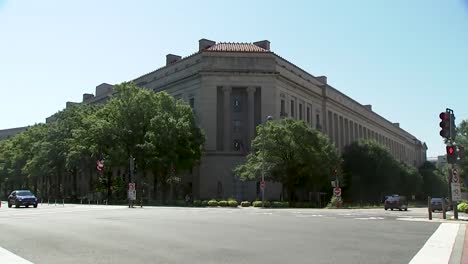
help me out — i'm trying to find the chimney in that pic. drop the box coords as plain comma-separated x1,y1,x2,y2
166,54,182,66
82,93,94,102
393,123,400,128
316,76,327,84
95,83,114,97
199,38,216,51
253,40,270,51
364,104,372,111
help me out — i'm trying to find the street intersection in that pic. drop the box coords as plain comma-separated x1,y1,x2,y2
0,202,465,264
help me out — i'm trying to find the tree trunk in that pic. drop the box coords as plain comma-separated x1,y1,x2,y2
107,170,112,201
72,167,77,199
153,172,158,200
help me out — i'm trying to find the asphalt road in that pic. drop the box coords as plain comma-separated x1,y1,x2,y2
0,203,440,264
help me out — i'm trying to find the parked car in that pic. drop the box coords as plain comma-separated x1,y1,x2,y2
8,190,38,208
384,195,408,211
430,197,451,212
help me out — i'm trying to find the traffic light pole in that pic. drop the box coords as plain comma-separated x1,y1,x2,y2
450,163,459,220
440,108,458,220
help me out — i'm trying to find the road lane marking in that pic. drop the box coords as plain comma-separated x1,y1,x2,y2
354,217,384,220
409,223,459,264
0,246,34,264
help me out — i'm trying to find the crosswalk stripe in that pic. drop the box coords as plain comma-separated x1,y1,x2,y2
409,223,459,264
0,246,34,264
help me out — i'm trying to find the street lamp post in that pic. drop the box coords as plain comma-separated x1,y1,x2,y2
262,115,274,207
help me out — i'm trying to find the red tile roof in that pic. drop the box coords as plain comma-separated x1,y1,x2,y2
206,42,269,52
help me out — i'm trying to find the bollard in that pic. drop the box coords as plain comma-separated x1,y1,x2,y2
48,199,50,206
428,196,432,220
106,200,108,206
55,199,57,206
88,200,90,205
80,199,82,204
97,200,99,205
62,199,64,207
442,197,446,220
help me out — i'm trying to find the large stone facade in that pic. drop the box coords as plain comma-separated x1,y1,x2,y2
1,38,427,201
79,38,427,201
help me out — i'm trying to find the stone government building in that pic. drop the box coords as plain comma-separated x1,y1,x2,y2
0,38,427,201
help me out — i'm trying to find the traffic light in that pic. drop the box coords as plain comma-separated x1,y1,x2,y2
447,145,457,164
439,112,450,139
450,113,456,141
439,111,457,140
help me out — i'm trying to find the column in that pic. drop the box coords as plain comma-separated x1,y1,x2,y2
247,87,256,148
223,87,232,151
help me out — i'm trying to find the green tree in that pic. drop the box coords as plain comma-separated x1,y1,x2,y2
342,140,423,203
235,118,339,202
456,120,468,182
419,161,447,197
142,92,204,202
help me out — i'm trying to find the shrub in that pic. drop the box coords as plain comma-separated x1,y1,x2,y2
201,200,208,207
193,200,202,207
218,200,228,207
208,199,219,207
241,201,251,207
326,196,342,208
228,200,238,207
252,200,271,207
458,202,468,213
272,201,289,208
253,201,263,207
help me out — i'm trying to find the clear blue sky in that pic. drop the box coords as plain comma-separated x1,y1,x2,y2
1,0,467,157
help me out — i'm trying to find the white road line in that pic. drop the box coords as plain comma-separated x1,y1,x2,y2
296,214,324,217
0,246,34,264
354,217,385,220
409,223,459,264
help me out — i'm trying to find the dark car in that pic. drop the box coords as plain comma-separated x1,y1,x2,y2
384,195,408,211
431,198,451,212
8,190,38,208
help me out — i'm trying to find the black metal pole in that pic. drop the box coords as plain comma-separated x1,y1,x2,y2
428,196,432,220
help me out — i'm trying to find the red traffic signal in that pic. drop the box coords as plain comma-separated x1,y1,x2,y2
447,145,458,164
439,111,450,139
447,146,454,155
439,112,448,120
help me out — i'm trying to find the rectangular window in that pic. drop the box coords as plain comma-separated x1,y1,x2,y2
233,97,241,112
290,100,295,118
306,107,310,124
232,120,241,133
299,104,303,120
316,114,320,129
281,99,286,117
189,98,195,109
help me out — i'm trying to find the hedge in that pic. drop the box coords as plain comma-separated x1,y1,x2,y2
241,201,251,207
208,199,219,207
218,200,228,207
228,200,238,207
253,201,271,207
193,200,202,207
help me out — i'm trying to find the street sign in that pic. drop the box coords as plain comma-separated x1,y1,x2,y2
331,181,336,188
260,181,265,189
128,183,136,200
452,168,459,183
333,187,342,197
451,182,461,201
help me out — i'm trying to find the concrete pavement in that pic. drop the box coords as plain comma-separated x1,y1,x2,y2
0,203,456,264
